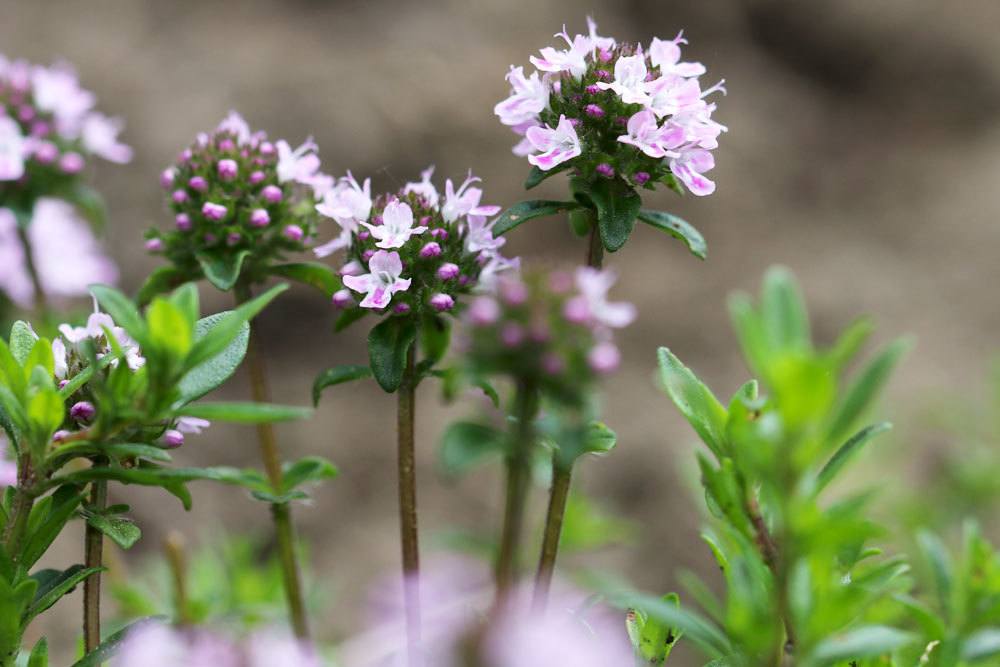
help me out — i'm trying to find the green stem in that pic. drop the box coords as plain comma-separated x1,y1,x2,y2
747,495,795,660
234,282,310,640
586,222,604,269
16,225,49,322
494,382,538,606
164,531,191,626
2,455,35,560
398,348,421,666
532,459,573,611
83,477,107,654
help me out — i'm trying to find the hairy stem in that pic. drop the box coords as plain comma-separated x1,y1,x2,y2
83,478,107,653
587,222,604,269
494,383,538,606
397,348,421,665
2,455,36,559
234,282,310,640
532,460,573,611
747,495,795,658
16,226,49,321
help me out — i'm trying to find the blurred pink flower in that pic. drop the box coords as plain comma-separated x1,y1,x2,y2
276,138,321,186
112,622,313,667
0,437,17,487
565,267,637,330
0,116,25,180
81,112,132,164
0,200,118,308
402,165,440,208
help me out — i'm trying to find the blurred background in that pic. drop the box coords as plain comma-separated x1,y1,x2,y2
4,0,1000,662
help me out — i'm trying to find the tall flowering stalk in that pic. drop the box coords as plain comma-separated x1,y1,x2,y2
452,267,634,608
492,18,721,267
145,112,339,640
312,167,517,660
0,55,127,314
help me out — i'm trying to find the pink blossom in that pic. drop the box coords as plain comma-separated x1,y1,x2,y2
494,66,550,127
430,293,455,312
464,215,505,254
81,113,133,164
530,28,591,79
670,147,717,196
202,202,227,221
588,341,621,374
59,152,84,173
668,99,728,149
596,53,650,105
0,438,16,488
477,254,520,292
617,109,684,158
649,31,707,77
0,116,25,180
437,262,460,281
402,165,439,208
585,16,616,53
441,172,501,223
30,62,95,136
276,138,321,185
361,200,427,249
282,224,304,241
568,267,636,329
176,417,210,435
314,172,372,257
645,75,703,119
525,115,581,171
217,158,238,180
244,631,320,667
343,250,411,309
468,296,501,326
215,111,252,145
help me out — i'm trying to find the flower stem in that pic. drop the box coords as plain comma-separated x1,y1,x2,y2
2,455,36,559
83,477,107,654
164,531,191,625
747,495,795,659
586,222,604,269
494,382,538,606
397,348,421,665
16,226,50,322
234,282,310,640
532,459,573,611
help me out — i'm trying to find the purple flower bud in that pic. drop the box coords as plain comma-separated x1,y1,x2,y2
172,189,189,204
52,430,71,443
339,260,364,277
70,401,96,422
568,118,581,128
358,230,371,241
552,80,562,94
283,225,304,241
393,302,412,315
262,185,283,203
17,105,34,122
249,170,266,185
501,323,525,347
145,238,164,252
163,429,185,449
419,242,442,259
633,171,651,186
430,293,455,312
596,163,615,178
588,341,621,374
437,262,460,281
419,216,432,226
188,175,208,192
615,116,628,126
203,233,218,244
362,249,375,262
584,104,605,119
458,275,471,287
58,379,69,390
250,208,270,227
202,202,227,221
585,84,602,95
331,289,354,308
430,228,449,240
468,296,500,326
217,159,238,181
59,152,84,174
34,142,58,164
227,232,242,246
30,120,50,137
160,168,176,188
599,48,614,63
175,213,192,231
563,296,590,324
259,141,275,156
179,148,193,162
542,353,564,375
218,138,235,152
596,69,611,81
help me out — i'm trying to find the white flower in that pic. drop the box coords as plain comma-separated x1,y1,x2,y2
81,113,132,164
0,116,25,181
30,62,95,136
477,254,520,293
215,110,252,145
342,250,411,309
596,54,649,105
361,200,427,250
464,215,505,254
176,417,211,435
568,267,636,329
402,165,440,208
276,138,320,184
530,28,592,79
441,172,500,223
494,66,550,128
525,115,582,171
648,32,706,78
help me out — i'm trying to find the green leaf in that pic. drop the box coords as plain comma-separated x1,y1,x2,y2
196,249,251,291
524,162,571,189
610,588,731,658
28,637,48,667
420,315,451,366
25,565,104,622
70,617,166,667
492,200,581,236
657,347,728,458
176,401,312,423
368,317,417,393
268,262,341,297
440,421,506,476
136,266,187,306
21,487,83,569
177,312,250,403
9,321,37,365
84,512,141,550
962,628,1000,661
583,420,617,455
312,365,372,406
917,531,953,618
826,338,912,446
168,283,200,325
90,285,145,341
627,593,683,665
636,209,708,259
816,422,892,492
282,456,338,493
146,298,193,358
809,625,914,664
827,317,874,372
56,466,262,510
590,178,641,252
761,266,811,353
24,338,55,381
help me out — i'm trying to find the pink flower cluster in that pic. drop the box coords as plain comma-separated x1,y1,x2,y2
0,436,16,488
112,623,320,667
0,200,118,307
462,267,635,404
149,112,332,279
316,167,518,316
0,55,131,185
495,18,726,195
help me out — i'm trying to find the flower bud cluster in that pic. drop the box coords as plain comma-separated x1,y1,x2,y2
318,167,518,321
0,55,131,192
495,18,725,195
147,112,330,283
461,267,635,405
